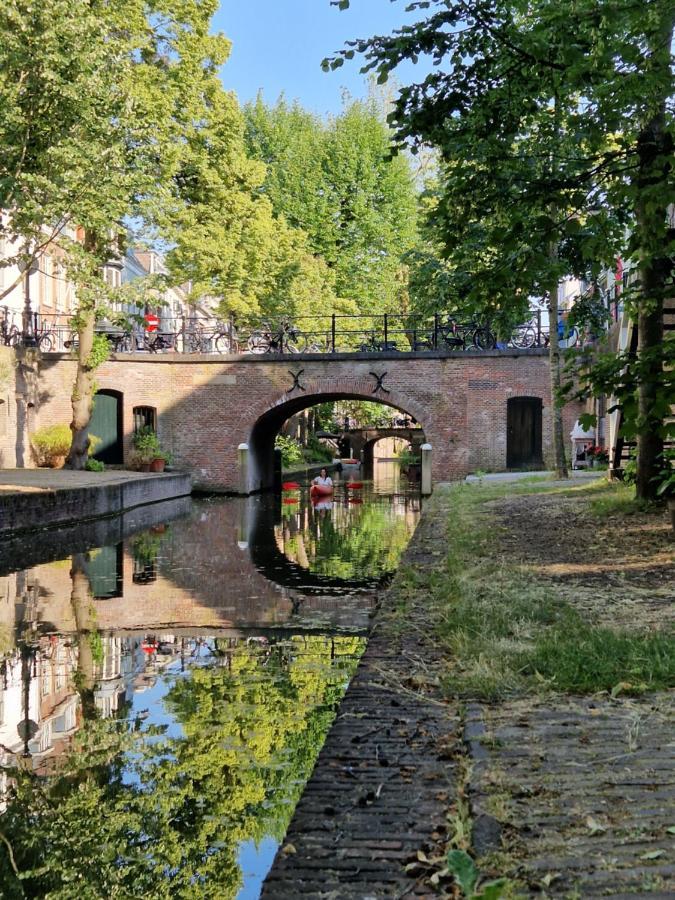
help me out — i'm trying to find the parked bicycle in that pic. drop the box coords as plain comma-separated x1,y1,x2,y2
183,320,239,354
359,333,400,353
510,322,538,349
136,330,177,353
438,318,496,350
247,319,318,354
1,307,21,347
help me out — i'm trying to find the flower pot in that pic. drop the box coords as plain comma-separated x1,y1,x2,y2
140,462,152,472
149,457,166,473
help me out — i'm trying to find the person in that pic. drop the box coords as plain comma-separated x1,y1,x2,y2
334,460,343,475
312,467,333,488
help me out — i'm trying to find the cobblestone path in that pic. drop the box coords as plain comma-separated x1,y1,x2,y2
466,696,675,897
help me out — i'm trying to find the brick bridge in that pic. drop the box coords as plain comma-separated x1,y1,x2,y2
35,348,579,492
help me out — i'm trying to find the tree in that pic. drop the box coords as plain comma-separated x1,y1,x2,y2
160,83,339,324
244,95,419,316
0,0,233,468
326,0,674,495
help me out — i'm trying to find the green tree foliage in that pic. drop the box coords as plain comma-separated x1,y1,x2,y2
327,0,674,497
0,636,363,898
244,96,419,315
0,1,339,464
160,82,339,322
0,0,235,467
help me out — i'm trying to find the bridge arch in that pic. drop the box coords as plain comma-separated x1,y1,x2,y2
248,377,430,492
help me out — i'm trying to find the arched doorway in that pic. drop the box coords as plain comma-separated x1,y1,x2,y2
89,390,123,464
507,397,543,469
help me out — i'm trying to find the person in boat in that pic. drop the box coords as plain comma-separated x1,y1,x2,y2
312,468,333,489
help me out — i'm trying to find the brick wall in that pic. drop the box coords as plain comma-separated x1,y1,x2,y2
34,351,583,491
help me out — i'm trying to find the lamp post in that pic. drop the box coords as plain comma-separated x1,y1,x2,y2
18,255,39,347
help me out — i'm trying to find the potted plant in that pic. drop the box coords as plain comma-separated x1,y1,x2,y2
149,450,172,473
132,426,170,473
132,426,160,471
31,424,101,468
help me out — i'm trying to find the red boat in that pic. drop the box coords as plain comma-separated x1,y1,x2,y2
310,483,334,498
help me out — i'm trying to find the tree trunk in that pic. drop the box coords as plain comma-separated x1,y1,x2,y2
633,11,673,501
547,271,569,480
65,309,96,469
70,552,97,721
546,91,568,481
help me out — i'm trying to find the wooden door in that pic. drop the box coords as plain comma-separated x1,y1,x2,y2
89,390,123,464
507,397,543,468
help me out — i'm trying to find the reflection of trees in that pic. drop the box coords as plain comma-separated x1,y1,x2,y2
279,500,418,581
0,635,363,898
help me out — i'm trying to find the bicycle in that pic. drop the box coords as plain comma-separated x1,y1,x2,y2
438,318,496,350
247,320,314,354
510,322,538,349
137,330,177,353
1,307,21,347
184,320,239,354
358,333,399,353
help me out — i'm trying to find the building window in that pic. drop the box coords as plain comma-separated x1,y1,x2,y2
133,406,157,433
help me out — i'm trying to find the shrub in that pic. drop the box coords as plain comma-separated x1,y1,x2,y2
275,434,304,468
31,424,102,466
85,458,105,472
31,424,72,464
132,426,161,461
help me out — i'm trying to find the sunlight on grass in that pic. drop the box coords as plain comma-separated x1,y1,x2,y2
422,481,674,700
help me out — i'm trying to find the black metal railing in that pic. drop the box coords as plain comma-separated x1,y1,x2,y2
2,308,583,356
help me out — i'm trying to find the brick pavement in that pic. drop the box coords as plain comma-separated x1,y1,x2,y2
262,503,460,899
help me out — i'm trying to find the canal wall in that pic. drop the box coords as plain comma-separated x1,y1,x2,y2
0,470,192,537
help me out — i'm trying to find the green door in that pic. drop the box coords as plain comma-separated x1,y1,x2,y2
89,390,123,463
84,543,123,599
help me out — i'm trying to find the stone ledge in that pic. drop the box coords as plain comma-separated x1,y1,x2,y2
0,470,192,536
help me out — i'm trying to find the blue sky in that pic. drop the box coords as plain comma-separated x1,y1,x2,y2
213,0,429,115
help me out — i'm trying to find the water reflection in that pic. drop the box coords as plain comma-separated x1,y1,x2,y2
0,463,420,897
0,633,362,898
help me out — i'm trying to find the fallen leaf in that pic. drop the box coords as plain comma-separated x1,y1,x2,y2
586,816,607,835
281,843,296,855
640,849,665,860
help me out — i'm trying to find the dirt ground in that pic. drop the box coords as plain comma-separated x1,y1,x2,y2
490,488,674,630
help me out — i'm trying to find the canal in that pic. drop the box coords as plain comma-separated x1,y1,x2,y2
0,463,420,898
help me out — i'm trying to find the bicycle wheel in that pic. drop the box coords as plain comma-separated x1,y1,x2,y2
511,325,536,349
440,332,465,350
215,332,237,354
559,326,579,349
37,333,54,352
473,327,496,350
247,331,270,354
7,327,21,348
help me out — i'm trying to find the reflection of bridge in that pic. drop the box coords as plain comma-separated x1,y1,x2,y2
3,493,380,638
31,349,580,492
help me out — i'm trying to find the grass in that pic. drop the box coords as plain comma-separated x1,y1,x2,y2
420,480,674,700
588,481,658,517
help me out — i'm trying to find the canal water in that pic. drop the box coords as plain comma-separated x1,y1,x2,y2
0,462,420,898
